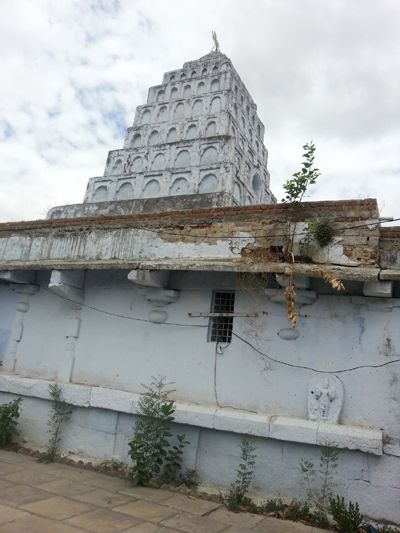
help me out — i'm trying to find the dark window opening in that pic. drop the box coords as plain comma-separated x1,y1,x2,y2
209,291,235,343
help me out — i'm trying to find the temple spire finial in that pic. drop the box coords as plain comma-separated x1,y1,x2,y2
211,31,220,52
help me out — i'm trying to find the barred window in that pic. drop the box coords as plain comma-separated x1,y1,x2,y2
209,291,235,343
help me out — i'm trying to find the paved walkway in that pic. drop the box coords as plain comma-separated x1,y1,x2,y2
0,449,317,532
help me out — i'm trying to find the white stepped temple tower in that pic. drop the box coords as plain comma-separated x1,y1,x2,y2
47,47,276,219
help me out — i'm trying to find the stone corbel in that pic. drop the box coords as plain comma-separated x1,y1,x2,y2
128,269,179,307
266,274,317,307
0,270,36,284
363,280,393,298
48,270,84,310
265,288,317,307
137,287,179,307
128,269,170,288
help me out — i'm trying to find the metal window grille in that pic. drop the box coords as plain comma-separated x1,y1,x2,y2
209,291,235,343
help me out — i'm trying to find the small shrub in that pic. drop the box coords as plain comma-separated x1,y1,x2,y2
162,433,190,484
329,496,363,532
224,436,257,511
179,468,199,489
38,384,73,464
284,499,312,521
300,443,339,519
314,218,335,248
0,398,23,447
260,498,285,514
128,376,190,486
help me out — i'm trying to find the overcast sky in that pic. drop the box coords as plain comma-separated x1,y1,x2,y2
0,0,399,222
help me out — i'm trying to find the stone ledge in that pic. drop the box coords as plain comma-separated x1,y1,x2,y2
0,373,382,455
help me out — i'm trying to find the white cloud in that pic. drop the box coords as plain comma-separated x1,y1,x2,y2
0,0,399,222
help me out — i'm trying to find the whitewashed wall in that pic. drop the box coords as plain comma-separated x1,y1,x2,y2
0,270,399,524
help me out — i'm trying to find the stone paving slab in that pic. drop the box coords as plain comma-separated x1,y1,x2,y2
0,514,88,533
0,468,60,486
0,463,24,475
159,493,222,515
0,485,50,507
113,499,178,522
65,508,143,532
0,504,29,526
0,450,326,533
123,523,179,532
34,477,97,497
0,451,35,464
70,487,136,508
159,511,228,533
20,495,94,520
119,486,175,502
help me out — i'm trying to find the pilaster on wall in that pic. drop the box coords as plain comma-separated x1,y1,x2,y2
2,284,39,372
48,270,85,383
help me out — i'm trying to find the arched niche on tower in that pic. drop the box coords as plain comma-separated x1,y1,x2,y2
197,82,205,95
200,146,218,165
252,173,261,198
157,90,165,102
142,179,160,198
211,79,220,91
233,103,238,119
185,124,197,140
173,103,184,120
170,177,189,196
191,100,203,117
183,85,191,98
201,68,207,76
141,109,151,124
116,182,134,200
170,87,178,99
174,150,190,168
199,174,218,193
151,153,166,171
156,106,168,122
149,130,159,145
130,134,141,148
112,158,123,175
240,117,245,131
210,97,221,113
92,185,108,202
131,156,143,172
167,128,177,142
205,121,217,137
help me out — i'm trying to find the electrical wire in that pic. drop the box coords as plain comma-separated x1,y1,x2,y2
15,277,400,375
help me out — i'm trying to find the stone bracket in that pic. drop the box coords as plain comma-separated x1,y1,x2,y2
49,270,85,309
265,288,317,307
128,269,170,288
0,270,36,284
138,287,179,307
363,280,393,298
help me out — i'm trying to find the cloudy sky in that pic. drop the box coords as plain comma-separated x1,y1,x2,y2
0,0,399,222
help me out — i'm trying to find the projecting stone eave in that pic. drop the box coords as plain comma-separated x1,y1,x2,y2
1,198,398,283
